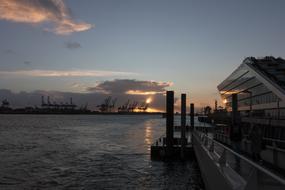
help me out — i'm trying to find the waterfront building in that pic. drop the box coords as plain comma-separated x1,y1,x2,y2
217,56,285,170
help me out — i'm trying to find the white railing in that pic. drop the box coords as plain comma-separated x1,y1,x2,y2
193,130,285,190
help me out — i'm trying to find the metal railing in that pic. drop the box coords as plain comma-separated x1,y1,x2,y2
152,134,165,147
193,130,285,190
263,137,285,149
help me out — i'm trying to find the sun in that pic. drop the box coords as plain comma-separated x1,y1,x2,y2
146,97,152,104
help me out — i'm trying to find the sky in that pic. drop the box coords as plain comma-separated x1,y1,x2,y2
0,0,285,111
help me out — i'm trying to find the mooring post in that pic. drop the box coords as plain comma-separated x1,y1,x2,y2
190,103,194,130
181,94,186,159
166,91,174,154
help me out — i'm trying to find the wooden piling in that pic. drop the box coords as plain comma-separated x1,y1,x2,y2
181,94,186,159
166,91,174,151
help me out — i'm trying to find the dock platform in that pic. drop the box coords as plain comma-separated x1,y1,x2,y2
151,129,194,160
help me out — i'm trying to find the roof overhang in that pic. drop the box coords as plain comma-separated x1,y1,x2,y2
217,58,285,102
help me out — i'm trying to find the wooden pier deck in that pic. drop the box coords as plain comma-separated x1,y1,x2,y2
150,131,194,160
150,126,212,160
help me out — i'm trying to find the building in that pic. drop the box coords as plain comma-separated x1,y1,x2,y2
217,56,285,170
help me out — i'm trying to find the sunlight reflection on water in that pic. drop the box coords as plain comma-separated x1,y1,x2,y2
144,120,153,150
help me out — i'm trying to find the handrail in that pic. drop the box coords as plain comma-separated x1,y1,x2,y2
193,130,285,185
151,134,165,146
263,137,285,144
216,134,285,144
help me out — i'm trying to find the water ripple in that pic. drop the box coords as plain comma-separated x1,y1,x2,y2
0,115,204,189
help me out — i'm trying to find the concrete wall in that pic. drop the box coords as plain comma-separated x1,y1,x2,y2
193,135,246,190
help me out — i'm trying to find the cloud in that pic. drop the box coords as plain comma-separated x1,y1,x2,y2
87,79,173,94
0,0,93,35
24,61,31,65
0,69,137,77
71,82,83,88
64,41,81,49
3,49,16,55
126,90,161,95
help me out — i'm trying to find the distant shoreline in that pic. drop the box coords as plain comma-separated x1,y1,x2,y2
0,111,164,115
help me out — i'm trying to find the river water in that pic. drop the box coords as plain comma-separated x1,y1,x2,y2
0,114,204,189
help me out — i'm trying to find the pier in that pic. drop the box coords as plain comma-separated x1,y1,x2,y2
151,90,285,190
151,91,195,160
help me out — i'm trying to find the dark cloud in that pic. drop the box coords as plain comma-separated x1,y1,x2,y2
3,49,16,55
64,42,81,50
24,61,31,65
87,79,172,95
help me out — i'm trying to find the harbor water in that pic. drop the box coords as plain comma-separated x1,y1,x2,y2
0,115,204,189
